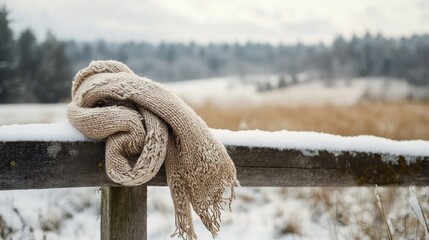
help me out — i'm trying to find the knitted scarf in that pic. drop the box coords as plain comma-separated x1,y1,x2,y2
67,60,238,239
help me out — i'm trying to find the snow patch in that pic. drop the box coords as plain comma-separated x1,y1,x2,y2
214,129,429,160
300,149,319,157
0,123,88,142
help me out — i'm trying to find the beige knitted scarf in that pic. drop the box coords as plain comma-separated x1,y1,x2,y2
67,60,238,239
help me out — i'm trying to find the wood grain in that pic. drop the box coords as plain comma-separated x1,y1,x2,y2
0,141,428,190
101,185,147,240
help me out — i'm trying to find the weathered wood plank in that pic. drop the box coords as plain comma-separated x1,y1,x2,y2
0,141,428,190
101,185,147,240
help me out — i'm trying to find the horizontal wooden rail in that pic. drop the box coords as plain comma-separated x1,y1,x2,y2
1,141,429,190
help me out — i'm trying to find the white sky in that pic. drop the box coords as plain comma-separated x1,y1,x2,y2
1,0,429,44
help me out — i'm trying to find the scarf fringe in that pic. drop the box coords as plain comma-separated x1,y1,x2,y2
171,176,236,240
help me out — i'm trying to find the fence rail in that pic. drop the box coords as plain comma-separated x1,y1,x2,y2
1,141,429,190
1,141,428,239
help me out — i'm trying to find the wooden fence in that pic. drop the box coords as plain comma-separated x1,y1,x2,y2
1,141,428,239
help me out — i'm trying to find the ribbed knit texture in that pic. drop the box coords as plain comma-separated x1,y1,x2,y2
67,60,238,240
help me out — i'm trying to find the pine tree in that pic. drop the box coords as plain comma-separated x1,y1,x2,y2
34,32,73,103
17,29,39,101
0,6,15,102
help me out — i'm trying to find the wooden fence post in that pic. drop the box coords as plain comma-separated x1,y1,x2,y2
101,185,147,240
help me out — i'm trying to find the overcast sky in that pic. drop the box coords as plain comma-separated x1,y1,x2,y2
1,0,429,44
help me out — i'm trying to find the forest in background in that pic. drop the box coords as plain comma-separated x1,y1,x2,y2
1,6,429,103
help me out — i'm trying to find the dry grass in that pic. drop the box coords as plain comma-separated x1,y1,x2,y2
193,101,429,140
191,100,429,239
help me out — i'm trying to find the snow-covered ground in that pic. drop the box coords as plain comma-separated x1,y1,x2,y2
167,76,428,107
2,186,429,239
0,77,425,126
0,188,100,240
1,76,429,239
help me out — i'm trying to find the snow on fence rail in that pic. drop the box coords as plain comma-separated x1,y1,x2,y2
1,123,429,239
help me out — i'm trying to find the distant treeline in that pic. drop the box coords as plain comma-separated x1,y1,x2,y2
1,6,429,103
66,33,429,86
0,7,72,103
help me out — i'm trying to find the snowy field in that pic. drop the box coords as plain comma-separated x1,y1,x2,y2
1,77,428,126
1,77,429,239
167,76,429,107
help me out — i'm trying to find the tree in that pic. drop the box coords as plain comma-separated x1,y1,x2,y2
116,45,128,63
34,32,73,103
17,29,39,101
96,40,109,59
0,6,15,102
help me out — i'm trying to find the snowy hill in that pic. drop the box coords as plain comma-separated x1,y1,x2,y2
167,76,427,107
1,76,426,126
